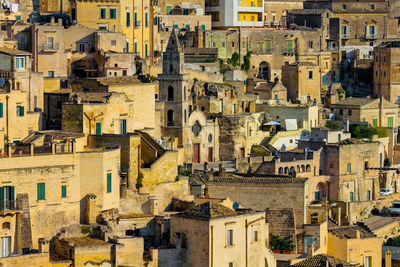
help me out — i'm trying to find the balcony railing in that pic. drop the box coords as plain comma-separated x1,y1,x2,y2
41,43,59,52
365,33,378,39
341,33,351,39
134,21,141,27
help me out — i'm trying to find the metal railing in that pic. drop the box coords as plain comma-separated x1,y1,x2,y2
41,43,59,51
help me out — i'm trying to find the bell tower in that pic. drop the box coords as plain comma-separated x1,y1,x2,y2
158,30,190,144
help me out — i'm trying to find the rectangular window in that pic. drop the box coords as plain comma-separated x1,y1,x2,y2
120,119,127,135
1,237,10,258
348,109,352,116
347,163,351,174
134,12,137,25
99,26,107,30
264,40,271,53
339,109,343,115
16,105,24,117
287,40,293,53
308,71,313,79
365,161,369,171
388,117,394,127
259,43,263,53
229,263,233,267
174,24,178,29
315,191,320,201
227,229,233,246
373,118,378,127
126,12,130,26
350,192,354,202
100,8,106,19
110,8,116,19
338,133,341,141
0,186,14,211
78,43,85,52
48,71,54,78
107,173,112,193
365,256,372,267
145,12,148,27
366,190,371,201
242,41,246,48
342,4,347,10
145,43,148,57
111,40,116,46
308,41,313,49
201,24,206,30
134,41,137,53
0,102,3,118
96,122,102,135
253,230,258,241
37,183,45,200
61,185,67,198
15,56,25,69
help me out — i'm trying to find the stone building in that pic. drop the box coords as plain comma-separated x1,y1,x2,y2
331,97,398,128
200,170,309,253
0,47,43,152
218,112,268,160
69,0,153,59
373,41,400,104
157,30,220,163
282,62,321,104
264,0,304,27
0,145,120,251
167,201,276,267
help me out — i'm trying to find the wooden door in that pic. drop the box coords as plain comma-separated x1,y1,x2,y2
193,143,200,163
208,147,213,162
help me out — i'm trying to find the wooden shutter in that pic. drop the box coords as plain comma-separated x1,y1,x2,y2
0,187,4,211
107,173,112,193
9,186,14,210
0,102,3,118
61,185,67,198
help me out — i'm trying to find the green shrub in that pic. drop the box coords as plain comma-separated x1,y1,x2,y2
350,125,377,140
270,234,295,251
326,120,341,130
81,225,92,234
376,127,388,138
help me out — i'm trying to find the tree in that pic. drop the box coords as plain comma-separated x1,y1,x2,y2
241,52,251,71
350,125,377,140
227,52,240,67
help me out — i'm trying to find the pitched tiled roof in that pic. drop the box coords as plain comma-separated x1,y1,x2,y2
210,173,307,184
332,97,398,108
174,202,238,220
290,254,352,267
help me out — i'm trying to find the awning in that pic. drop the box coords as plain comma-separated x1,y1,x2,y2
264,121,281,126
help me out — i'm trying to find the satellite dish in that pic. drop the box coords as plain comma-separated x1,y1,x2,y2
232,202,240,211
0,78,5,87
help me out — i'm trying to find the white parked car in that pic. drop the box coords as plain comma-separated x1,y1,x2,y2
380,188,393,196
391,201,400,216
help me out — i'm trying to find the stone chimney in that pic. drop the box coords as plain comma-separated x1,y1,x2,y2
307,244,313,258
385,249,392,267
38,239,49,253
86,194,97,224
343,118,350,132
355,229,361,239
218,162,225,178
149,197,158,216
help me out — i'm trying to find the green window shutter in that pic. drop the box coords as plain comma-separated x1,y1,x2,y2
145,43,148,57
99,26,107,30
126,12,130,27
259,43,263,53
287,40,293,53
145,12,148,27
166,5,172,15
134,42,137,53
347,163,351,174
183,9,189,15
0,187,4,211
315,191,320,201
21,106,24,117
134,12,137,24
388,117,394,128
96,122,102,135
174,24,178,29
350,192,354,202
9,186,14,210
242,42,246,48
61,185,67,198
107,173,112,193
373,118,378,127
126,42,129,53
110,9,116,19
266,40,272,52
0,102,3,118
186,24,190,30
201,24,205,30
100,8,106,19
37,183,45,200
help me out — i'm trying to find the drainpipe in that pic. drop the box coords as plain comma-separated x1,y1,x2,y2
5,95,9,141
210,225,214,267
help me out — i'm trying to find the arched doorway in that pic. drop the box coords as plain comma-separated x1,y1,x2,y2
315,182,328,201
258,61,271,81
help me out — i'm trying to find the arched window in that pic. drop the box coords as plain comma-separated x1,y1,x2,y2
167,110,174,126
284,167,288,174
301,165,305,172
278,167,283,174
168,86,174,101
306,164,311,172
2,222,10,229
